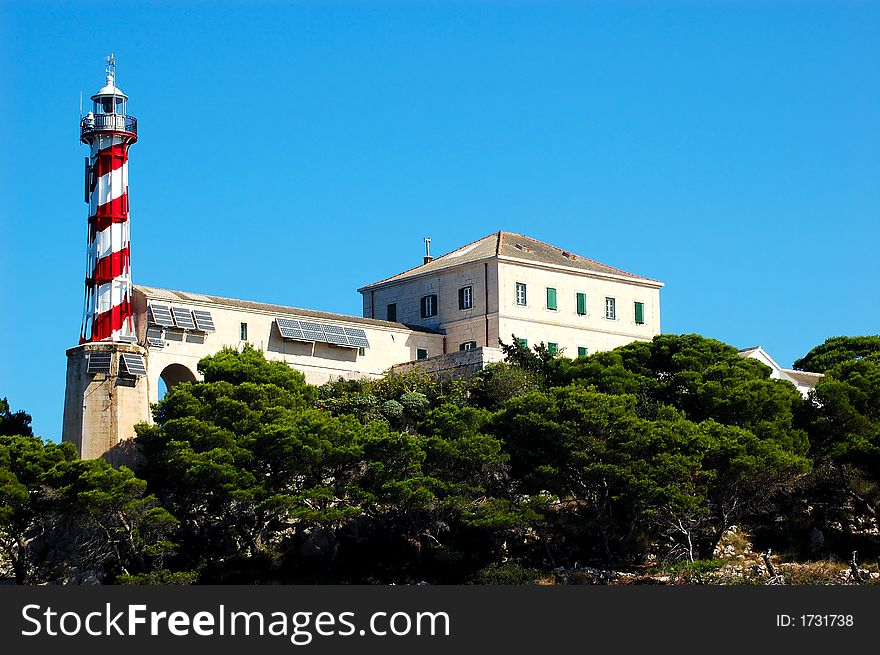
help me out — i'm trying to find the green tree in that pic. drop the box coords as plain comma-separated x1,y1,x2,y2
0,398,33,437
138,347,374,580
801,353,880,529
469,363,542,411
45,460,178,582
493,386,705,564
0,434,77,583
0,428,175,584
548,334,809,452
794,336,880,373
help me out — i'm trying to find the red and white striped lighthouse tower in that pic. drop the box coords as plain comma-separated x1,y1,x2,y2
79,55,138,343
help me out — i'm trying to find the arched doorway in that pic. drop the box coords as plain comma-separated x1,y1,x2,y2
158,363,198,400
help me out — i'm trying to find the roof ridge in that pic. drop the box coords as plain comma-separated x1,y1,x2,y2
502,231,659,282
133,284,436,331
361,232,501,288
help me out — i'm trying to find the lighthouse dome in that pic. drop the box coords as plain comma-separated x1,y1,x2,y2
91,74,128,101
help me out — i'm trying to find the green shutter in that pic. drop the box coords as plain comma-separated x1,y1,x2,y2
578,346,588,358
516,338,528,349
417,348,428,360
634,301,644,325
546,287,557,310
459,287,466,310
576,292,586,316
548,342,558,354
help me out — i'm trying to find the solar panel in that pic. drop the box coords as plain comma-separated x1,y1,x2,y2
322,324,351,346
148,304,176,327
147,337,165,348
344,327,370,348
276,317,305,340
146,326,163,339
87,352,112,374
171,307,196,330
118,335,139,344
192,309,216,332
299,321,326,342
120,353,147,376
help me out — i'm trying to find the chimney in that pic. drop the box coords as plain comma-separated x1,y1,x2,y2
423,236,433,264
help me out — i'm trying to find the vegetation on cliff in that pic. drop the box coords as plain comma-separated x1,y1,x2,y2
1,333,878,584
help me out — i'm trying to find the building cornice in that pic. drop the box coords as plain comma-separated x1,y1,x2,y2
495,255,665,289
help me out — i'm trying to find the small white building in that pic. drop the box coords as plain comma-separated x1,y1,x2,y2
738,346,823,398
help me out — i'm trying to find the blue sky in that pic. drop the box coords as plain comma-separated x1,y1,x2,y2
1,1,878,439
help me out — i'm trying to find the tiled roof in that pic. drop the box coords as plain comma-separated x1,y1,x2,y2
359,231,661,289
782,369,824,386
134,285,440,333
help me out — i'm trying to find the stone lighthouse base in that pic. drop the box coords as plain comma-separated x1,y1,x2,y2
61,342,151,468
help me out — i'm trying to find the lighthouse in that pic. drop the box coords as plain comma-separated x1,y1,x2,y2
80,55,138,343
62,56,150,466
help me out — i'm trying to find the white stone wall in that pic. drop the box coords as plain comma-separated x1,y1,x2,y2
495,260,660,355
390,346,506,379
362,258,661,356
136,292,445,403
62,343,151,466
364,261,498,351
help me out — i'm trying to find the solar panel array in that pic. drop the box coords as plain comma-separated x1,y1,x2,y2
148,304,175,327
149,303,215,333
147,337,165,349
120,353,147,376
118,335,139,344
87,352,112,374
275,317,370,349
192,309,216,332
171,306,197,330
344,327,370,348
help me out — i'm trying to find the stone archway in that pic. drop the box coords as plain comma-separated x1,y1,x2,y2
158,362,198,398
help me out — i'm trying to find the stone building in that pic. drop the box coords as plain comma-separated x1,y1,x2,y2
360,231,663,359
63,231,663,461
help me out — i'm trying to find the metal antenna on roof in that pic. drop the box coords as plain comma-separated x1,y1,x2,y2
423,237,433,264
105,53,116,82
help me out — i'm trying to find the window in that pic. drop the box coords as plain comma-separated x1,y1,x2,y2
240,322,248,341
420,294,437,318
634,301,645,325
515,282,527,306
386,303,397,322
548,342,558,354
578,346,589,358
605,297,616,320
576,292,587,316
516,337,528,349
417,348,428,360
459,285,473,310
358,347,366,356
546,287,557,311
459,341,477,351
